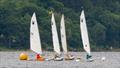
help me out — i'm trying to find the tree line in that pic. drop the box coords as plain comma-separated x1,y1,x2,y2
0,0,120,51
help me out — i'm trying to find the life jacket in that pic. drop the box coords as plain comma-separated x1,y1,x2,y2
36,54,44,61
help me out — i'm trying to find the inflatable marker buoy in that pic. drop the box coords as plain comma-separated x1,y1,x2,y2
101,57,106,61
19,53,28,60
75,59,80,62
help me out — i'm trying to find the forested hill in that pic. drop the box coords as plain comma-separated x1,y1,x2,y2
0,0,120,51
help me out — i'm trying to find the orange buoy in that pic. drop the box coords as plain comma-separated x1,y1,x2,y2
19,53,28,60
36,54,45,61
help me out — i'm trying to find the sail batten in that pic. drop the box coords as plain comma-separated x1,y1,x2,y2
30,13,42,54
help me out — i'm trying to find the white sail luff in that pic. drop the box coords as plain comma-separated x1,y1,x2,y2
51,13,61,55
30,13,42,54
60,14,68,54
80,10,91,55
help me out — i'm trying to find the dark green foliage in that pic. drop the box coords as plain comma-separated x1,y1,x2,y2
0,0,119,51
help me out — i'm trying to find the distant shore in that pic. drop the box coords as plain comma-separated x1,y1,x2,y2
0,46,120,52
0,49,120,52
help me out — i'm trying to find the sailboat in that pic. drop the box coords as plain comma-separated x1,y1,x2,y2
30,13,44,61
60,14,74,60
80,10,93,61
51,12,63,61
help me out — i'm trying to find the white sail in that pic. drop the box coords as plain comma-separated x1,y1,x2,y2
51,13,61,55
60,14,68,54
80,10,91,55
30,13,42,54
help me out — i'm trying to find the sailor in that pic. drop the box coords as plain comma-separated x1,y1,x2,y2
36,54,45,61
65,54,75,60
86,54,92,59
54,53,63,61
86,54,93,62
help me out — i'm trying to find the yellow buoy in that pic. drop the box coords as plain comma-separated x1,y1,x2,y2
19,53,28,60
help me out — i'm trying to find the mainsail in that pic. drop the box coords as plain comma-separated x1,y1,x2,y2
80,10,91,56
51,13,61,55
60,14,68,54
30,13,42,54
